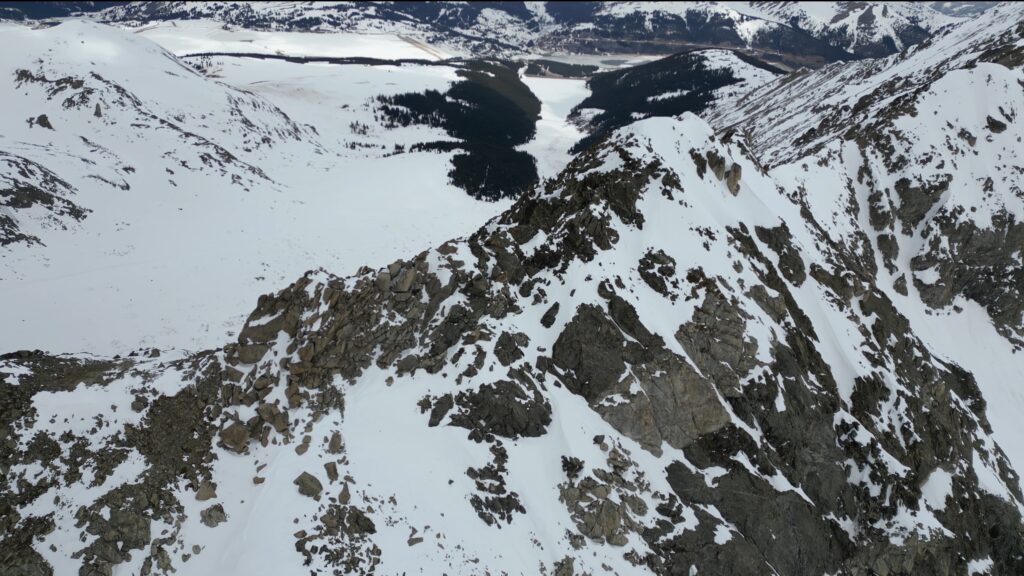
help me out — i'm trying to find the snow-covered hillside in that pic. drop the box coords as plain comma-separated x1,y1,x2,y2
710,0,1024,474
0,21,590,355
3,3,1024,575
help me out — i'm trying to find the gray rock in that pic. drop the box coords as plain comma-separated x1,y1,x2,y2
219,422,249,453
324,462,339,483
540,302,560,328
294,472,323,499
494,331,524,366
392,268,417,292
725,162,742,195
327,431,343,454
195,481,216,501
200,504,227,528
553,556,575,576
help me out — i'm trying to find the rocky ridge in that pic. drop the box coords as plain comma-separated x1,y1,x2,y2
3,104,1024,573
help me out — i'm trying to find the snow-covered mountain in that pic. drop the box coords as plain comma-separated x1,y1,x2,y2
3,3,1024,576
737,1,962,57
0,20,589,355
929,2,1001,18
568,47,783,150
1,2,994,64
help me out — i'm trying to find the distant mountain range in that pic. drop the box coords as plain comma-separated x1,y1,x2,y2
0,2,1001,66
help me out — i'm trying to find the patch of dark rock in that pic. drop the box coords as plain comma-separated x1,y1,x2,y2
32,114,53,129
867,189,893,231
219,422,249,453
467,444,525,526
755,224,806,286
1,152,89,246
877,233,899,271
986,115,1007,133
559,444,646,547
894,175,951,234
296,501,379,572
294,471,323,499
675,288,759,398
494,331,528,366
447,380,551,441
561,456,584,480
911,208,1024,344
551,304,631,402
200,504,227,527
893,274,908,295
638,249,678,299
601,289,663,348
540,302,560,328
423,393,454,427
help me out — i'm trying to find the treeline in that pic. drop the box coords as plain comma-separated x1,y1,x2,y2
377,60,541,200
571,51,750,152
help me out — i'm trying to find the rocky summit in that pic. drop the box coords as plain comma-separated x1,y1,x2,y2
2,2,1024,576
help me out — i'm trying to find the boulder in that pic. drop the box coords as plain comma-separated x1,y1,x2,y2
219,422,250,453
294,472,323,499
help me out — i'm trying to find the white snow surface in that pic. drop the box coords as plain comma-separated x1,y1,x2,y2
518,76,590,180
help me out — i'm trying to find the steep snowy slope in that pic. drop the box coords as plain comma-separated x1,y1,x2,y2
0,21,514,355
710,1,1024,472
